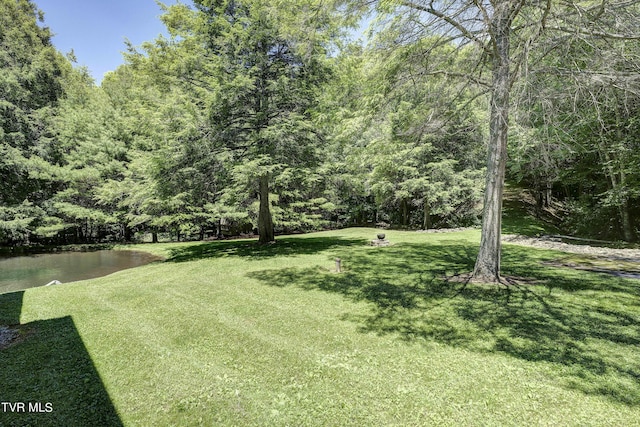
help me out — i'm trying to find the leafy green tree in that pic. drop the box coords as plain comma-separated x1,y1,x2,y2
511,34,640,241
368,30,486,228
0,200,46,244
348,0,640,282
314,44,378,226
52,69,132,242
0,0,72,244
191,0,333,243
319,31,485,230
111,14,236,242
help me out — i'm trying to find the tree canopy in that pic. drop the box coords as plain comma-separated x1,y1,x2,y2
2,0,640,282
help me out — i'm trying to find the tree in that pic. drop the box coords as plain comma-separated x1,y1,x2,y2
0,0,72,244
354,0,640,282
317,36,486,230
102,61,232,242
314,43,379,227
191,0,333,243
52,69,133,242
511,32,640,241
362,30,486,229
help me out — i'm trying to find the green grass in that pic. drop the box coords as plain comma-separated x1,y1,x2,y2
1,228,639,426
501,191,561,236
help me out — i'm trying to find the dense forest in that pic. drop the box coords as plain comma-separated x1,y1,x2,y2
2,0,639,252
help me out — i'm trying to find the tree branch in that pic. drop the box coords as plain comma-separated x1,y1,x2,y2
399,0,491,53
546,26,640,41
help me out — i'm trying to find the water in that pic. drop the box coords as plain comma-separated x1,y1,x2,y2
0,250,162,294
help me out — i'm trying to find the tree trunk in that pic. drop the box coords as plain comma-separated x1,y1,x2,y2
152,231,158,244
423,199,431,230
601,135,635,242
216,219,223,239
544,182,552,208
258,174,275,244
614,105,636,242
620,200,635,242
402,199,409,227
472,5,512,283
619,170,635,242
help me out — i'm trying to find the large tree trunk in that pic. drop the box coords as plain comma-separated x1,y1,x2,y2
258,174,275,244
472,4,512,283
620,200,635,242
216,219,223,239
544,182,552,208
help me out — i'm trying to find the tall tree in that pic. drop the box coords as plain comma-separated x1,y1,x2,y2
192,0,333,243
102,61,231,242
511,33,640,242
325,35,486,229
0,0,71,244
52,67,135,243
353,0,640,282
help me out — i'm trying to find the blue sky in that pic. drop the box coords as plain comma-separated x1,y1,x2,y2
35,0,179,84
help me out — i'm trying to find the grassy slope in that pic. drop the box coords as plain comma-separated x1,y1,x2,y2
1,228,639,426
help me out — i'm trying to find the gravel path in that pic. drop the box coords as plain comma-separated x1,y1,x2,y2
417,227,476,233
416,228,640,262
502,234,640,262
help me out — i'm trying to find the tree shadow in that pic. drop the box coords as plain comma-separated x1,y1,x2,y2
0,291,123,427
0,291,24,325
166,236,369,262
250,242,640,406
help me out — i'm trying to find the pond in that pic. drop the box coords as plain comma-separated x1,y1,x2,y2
0,250,162,295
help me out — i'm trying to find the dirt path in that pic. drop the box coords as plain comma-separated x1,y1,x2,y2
502,234,640,262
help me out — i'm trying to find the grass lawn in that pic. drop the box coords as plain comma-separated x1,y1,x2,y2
1,228,639,426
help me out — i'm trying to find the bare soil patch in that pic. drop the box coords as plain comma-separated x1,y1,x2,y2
0,325,33,350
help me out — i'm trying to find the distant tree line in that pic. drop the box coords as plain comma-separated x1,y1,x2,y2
1,0,639,253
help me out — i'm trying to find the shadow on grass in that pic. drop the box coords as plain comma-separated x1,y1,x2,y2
250,241,640,406
0,292,123,427
166,236,368,262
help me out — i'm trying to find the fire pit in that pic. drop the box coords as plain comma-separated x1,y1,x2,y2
370,233,390,247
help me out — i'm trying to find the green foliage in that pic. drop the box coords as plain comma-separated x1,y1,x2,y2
48,71,134,242
0,199,45,244
319,29,486,228
509,33,640,241
187,0,335,238
3,0,639,247
0,0,73,245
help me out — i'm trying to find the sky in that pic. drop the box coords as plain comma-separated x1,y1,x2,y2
35,0,180,84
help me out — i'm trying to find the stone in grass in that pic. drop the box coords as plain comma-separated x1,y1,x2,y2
370,233,391,247
0,326,18,349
